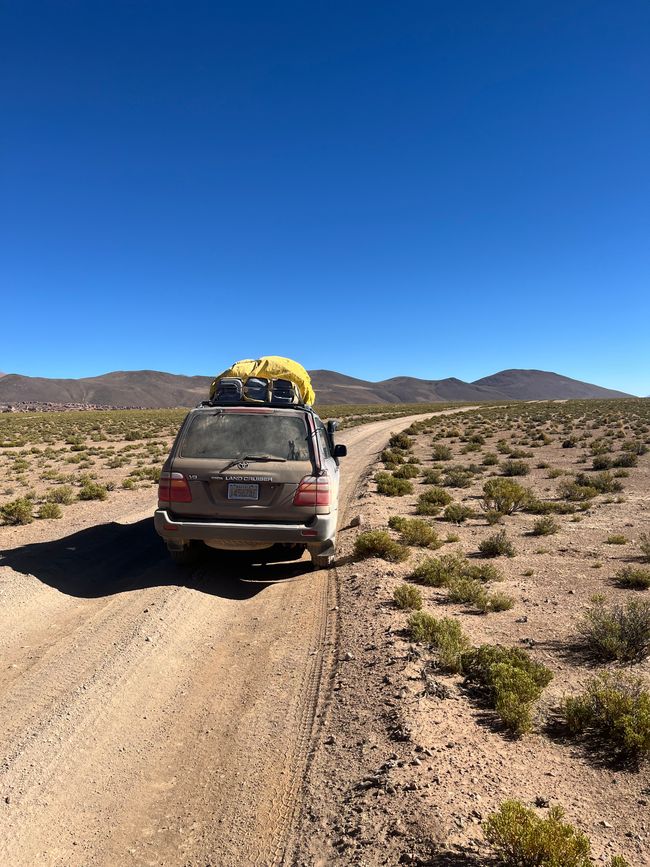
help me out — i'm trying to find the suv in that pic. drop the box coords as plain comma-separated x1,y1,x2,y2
154,402,346,568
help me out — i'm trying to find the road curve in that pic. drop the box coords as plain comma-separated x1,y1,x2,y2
0,407,476,867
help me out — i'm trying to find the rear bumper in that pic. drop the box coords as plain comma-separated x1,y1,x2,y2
154,509,336,549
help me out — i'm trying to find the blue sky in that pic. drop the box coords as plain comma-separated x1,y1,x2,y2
2,1,649,394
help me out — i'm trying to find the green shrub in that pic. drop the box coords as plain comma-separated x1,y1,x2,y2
443,503,475,524
122,477,137,490
578,597,650,661
606,534,627,545
392,463,419,479
410,552,465,586
482,478,530,514
479,530,516,558
613,452,637,468
375,472,413,496
466,561,503,582
388,516,441,548
442,466,473,488
547,467,564,479
561,671,650,760
592,455,612,470
0,497,33,525
611,565,648,589
462,644,553,735
447,577,489,609
640,532,650,562
487,591,515,612
558,480,598,502
432,444,452,461
576,471,623,494
381,448,405,467
354,530,410,563
46,484,76,504
38,502,62,519
393,583,423,610
420,468,442,485
482,452,499,466
531,516,560,536
485,509,504,525
415,486,452,515
407,612,469,672
501,459,530,476
78,481,108,501
483,801,594,867
388,432,412,450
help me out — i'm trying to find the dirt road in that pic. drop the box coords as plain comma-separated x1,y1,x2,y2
0,408,475,867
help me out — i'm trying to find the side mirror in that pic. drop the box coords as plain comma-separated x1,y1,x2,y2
333,444,347,458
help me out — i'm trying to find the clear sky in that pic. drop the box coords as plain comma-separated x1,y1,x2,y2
2,1,649,394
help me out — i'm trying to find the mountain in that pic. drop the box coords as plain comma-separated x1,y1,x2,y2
0,368,634,408
472,369,630,401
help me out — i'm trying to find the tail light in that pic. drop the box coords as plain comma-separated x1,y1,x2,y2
293,475,330,507
158,472,192,503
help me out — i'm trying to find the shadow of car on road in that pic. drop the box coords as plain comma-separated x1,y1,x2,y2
0,517,313,601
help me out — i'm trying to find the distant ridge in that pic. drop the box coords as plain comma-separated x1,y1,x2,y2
0,368,634,408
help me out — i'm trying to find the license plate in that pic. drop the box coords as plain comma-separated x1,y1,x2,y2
228,483,259,501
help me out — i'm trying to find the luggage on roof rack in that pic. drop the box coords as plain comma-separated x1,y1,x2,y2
209,356,315,406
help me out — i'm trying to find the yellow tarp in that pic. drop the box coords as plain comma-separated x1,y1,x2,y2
210,356,315,405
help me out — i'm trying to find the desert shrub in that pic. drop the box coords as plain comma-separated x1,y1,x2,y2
447,577,489,609
501,459,530,477
606,534,627,545
482,478,530,514
485,509,504,525
375,472,413,496
122,477,137,489
392,463,419,479
531,516,560,536
38,502,62,519
432,444,452,461
613,452,637,468
78,481,108,501
393,583,423,610
487,591,515,612
558,480,598,502
592,455,612,470
407,612,469,672
388,516,441,548
524,498,575,515
578,597,650,661
561,671,650,760
354,531,410,563
562,438,577,448
482,452,499,466
483,801,595,867
640,532,650,561
420,468,442,485
381,448,405,467
462,644,553,735
547,467,564,479
576,471,622,494
466,561,503,582
409,552,467,586
0,497,33,525
443,503,475,524
479,530,516,558
614,567,650,590
442,466,473,488
622,439,647,456
416,487,452,515
46,485,75,505
389,432,412,450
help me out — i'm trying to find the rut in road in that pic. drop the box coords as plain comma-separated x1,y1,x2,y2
0,408,476,867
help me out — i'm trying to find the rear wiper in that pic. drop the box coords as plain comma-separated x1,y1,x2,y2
217,454,287,473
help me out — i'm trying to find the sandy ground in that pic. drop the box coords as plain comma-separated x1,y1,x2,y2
0,409,474,867
295,405,650,866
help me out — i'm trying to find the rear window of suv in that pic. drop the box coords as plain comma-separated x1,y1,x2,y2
180,412,312,461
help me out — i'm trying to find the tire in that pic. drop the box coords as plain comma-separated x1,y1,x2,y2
168,543,198,566
311,551,335,570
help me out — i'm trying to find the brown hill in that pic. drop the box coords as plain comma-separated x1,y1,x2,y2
0,368,633,408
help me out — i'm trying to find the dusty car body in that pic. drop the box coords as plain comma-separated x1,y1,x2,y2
154,403,346,568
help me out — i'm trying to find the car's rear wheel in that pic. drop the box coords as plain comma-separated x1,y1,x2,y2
168,543,199,566
310,550,335,570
